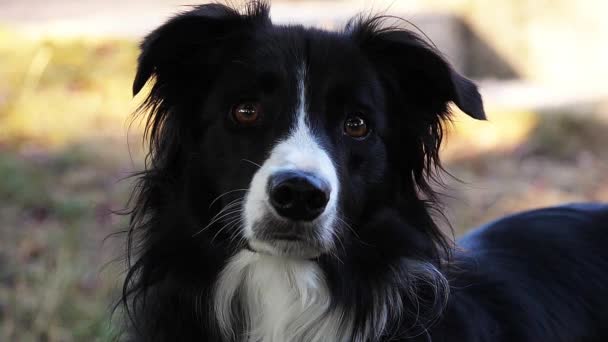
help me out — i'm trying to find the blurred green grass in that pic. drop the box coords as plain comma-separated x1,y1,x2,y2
0,146,130,341
0,27,607,341
0,29,142,341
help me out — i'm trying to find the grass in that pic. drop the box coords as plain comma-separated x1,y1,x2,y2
441,110,608,233
0,29,142,341
0,27,606,341
0,145,130,341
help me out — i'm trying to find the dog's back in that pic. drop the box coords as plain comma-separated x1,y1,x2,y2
431,204,608,341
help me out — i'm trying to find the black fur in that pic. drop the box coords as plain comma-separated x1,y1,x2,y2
119,2,608,341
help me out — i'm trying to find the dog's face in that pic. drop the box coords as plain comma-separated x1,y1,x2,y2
200,33,391,259
133,3,484,260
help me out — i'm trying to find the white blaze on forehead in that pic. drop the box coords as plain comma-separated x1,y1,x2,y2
243,66,339,240
216,67,347,342
270,68,337,181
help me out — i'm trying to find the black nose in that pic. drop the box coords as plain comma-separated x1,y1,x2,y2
267,170,331,221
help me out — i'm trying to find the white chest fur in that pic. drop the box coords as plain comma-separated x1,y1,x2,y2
213,251,349,342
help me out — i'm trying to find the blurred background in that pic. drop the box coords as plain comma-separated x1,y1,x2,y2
1,0,607,340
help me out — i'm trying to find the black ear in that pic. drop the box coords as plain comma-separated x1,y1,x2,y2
132,2,271,96
350,17,486,120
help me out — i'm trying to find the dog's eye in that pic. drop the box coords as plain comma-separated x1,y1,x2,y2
231,102,262,125
344,115,370,139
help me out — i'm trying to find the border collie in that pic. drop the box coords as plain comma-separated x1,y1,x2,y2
120,2,608,341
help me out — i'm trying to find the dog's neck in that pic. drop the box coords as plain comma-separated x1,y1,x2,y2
212,250,448,341
212,250,349,342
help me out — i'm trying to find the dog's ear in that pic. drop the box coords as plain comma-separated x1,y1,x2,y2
132,2,271,96
349,17,485,120
349,17,485,208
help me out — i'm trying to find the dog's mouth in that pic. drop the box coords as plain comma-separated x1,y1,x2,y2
246,219,329,259
266,232,303,241
246,238,324,259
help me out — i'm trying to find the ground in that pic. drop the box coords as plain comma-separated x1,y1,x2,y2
0,29,607,341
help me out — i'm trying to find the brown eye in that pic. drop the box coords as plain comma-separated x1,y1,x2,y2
344,115,369,138
231,102,261,125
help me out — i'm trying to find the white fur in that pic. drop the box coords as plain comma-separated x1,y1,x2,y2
213,251,350,342
211,252,447,341
242,66,339,253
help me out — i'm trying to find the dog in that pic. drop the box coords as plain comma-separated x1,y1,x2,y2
120,2,608,341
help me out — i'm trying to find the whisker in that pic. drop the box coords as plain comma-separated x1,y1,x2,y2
241,158,262,169
221,218,242,243
337,216,372,247
236,236,249,250
192,210,240,237
208,189,248,209
209,197,244,215
336,216,358,237
227,219,245,244
192,201,243,237
327,228,346,264
211,211,244,244
215,198,244,214
223,215,243,233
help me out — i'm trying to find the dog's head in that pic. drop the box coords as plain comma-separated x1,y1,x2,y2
131,2,484,262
